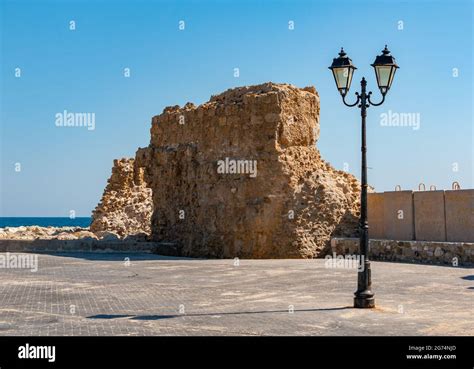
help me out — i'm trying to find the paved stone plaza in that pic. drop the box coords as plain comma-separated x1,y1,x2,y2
0,252,472,336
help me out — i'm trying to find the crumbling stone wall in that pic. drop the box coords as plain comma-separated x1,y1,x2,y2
330,238,474,266
90,158,153,238
134,83,361,258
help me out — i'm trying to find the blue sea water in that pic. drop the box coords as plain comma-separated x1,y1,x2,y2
0,217,92,228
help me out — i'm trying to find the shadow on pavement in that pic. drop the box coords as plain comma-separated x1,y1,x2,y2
87,307,353,321
461,275,474,290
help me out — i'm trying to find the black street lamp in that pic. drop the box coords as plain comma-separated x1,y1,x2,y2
329,45,399,309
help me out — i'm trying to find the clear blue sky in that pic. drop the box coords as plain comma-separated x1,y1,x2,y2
1,0,472,216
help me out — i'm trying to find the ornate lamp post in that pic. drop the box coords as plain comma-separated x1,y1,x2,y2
329,46,399,308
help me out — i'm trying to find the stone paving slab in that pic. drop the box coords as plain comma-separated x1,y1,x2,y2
0,253,472,336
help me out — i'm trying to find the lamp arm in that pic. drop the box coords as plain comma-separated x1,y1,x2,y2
342,92,361,107
367,91,385,106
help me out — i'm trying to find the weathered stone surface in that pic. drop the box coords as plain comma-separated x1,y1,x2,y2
0,226,97,240
90,158,153,238
135,83,361,258
330,237,474,266
94,231,120,241
0,239,165,253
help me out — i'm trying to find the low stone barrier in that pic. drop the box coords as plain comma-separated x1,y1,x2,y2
0,239,178,256
330,237,474,266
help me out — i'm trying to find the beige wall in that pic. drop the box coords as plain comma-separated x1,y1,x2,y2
414,191,446,241
383,191,415,241
445,190,474,242
367,193,384,239
368,189,473,242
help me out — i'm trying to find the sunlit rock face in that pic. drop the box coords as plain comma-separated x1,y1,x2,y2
91,158,152,238
131,82,361,258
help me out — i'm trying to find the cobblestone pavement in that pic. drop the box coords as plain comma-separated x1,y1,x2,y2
0,253,472,336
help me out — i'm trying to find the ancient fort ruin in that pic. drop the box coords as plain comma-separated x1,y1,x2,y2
91,83,362,258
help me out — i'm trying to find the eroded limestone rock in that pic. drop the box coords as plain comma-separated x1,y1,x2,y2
0,226,97,240
133,82,361,258
90,158,153,238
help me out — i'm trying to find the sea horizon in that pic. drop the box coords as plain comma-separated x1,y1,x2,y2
0,217,92,228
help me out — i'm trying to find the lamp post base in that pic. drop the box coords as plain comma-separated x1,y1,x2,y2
354,296,375,309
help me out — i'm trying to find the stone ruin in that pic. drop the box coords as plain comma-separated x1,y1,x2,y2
91,82,362,258
90,158,152,238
